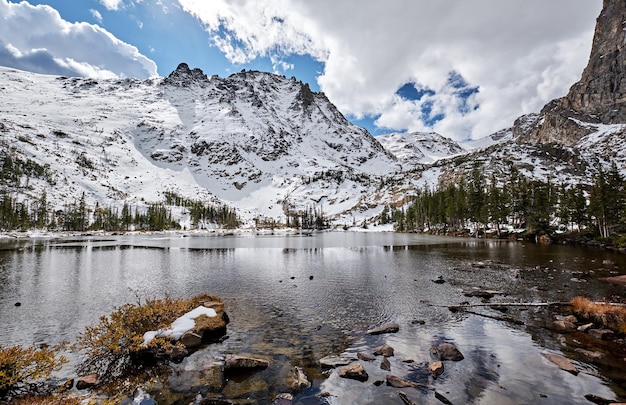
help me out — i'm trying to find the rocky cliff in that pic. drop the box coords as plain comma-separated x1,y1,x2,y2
521,0,626,145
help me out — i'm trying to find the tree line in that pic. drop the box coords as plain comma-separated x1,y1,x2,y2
0,191,239,232
391,163,626,242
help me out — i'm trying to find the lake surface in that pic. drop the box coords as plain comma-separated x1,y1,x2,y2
0,232,625,404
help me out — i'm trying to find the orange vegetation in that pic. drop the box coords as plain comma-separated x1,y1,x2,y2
571,296,626,333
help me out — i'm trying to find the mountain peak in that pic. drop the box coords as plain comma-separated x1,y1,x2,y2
520,0,626,145
163,62,209,86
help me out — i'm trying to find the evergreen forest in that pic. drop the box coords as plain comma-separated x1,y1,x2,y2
389,163,626,245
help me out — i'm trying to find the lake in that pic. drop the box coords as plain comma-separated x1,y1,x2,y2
0,232,625,404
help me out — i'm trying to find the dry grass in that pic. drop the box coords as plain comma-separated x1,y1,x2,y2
571,296,626,333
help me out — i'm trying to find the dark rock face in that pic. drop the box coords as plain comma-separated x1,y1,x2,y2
564,0,626,120
520,0,626,145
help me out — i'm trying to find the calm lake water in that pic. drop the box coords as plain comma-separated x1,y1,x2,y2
0,232,625,404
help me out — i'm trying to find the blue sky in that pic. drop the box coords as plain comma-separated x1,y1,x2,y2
0,0,602,141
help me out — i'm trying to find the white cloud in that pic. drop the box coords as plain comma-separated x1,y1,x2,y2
0,0,157,79
177,0,601,140
100,0,124,11
90,9,103,23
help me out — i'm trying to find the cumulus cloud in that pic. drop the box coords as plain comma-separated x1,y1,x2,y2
177,0,601,140
0,0,157,79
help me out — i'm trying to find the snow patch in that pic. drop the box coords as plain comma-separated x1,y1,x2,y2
142,305,217,345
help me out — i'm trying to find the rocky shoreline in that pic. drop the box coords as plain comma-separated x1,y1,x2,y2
50,296,624,405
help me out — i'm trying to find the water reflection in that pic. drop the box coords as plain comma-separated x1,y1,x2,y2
0,233,624,403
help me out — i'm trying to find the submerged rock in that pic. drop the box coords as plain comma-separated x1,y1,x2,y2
463,289,504,299
380,357,391,371
437,343,464,361
319,355,355,368
357,352,376,362
367,322,400,335
287,366,310,391
224,354,270,370
574,348,605,360
543,353,578,375
386,374,421,388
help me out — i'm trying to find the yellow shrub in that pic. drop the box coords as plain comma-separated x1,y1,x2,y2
76,294,223,381
0,344,67,396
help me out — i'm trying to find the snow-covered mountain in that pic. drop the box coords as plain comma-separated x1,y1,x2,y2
376,131,465,165
0,63,409,225
2,0,626,229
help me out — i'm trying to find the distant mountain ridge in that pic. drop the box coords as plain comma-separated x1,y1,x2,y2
376,132,465,165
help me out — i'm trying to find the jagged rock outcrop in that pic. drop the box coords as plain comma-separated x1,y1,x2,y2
521,0,626,145
162,62,210,87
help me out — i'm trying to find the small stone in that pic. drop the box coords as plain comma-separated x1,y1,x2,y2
14,302,21,307
553,320,577,332
555,314,578,323
588,329,615,340
76,373,99,390
273,393,293,405
374,345,395,357
367,323,400,335
337,362,368,382
574,348,605,360
428,361,444,378
380,357,391,371
357,352,376,362
411,320,426,325
373,379,385,386
309,276,314,280
431,276,446,284
386,375,420,388
437,343,464,361
224,354,270,370
577,323,594,332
